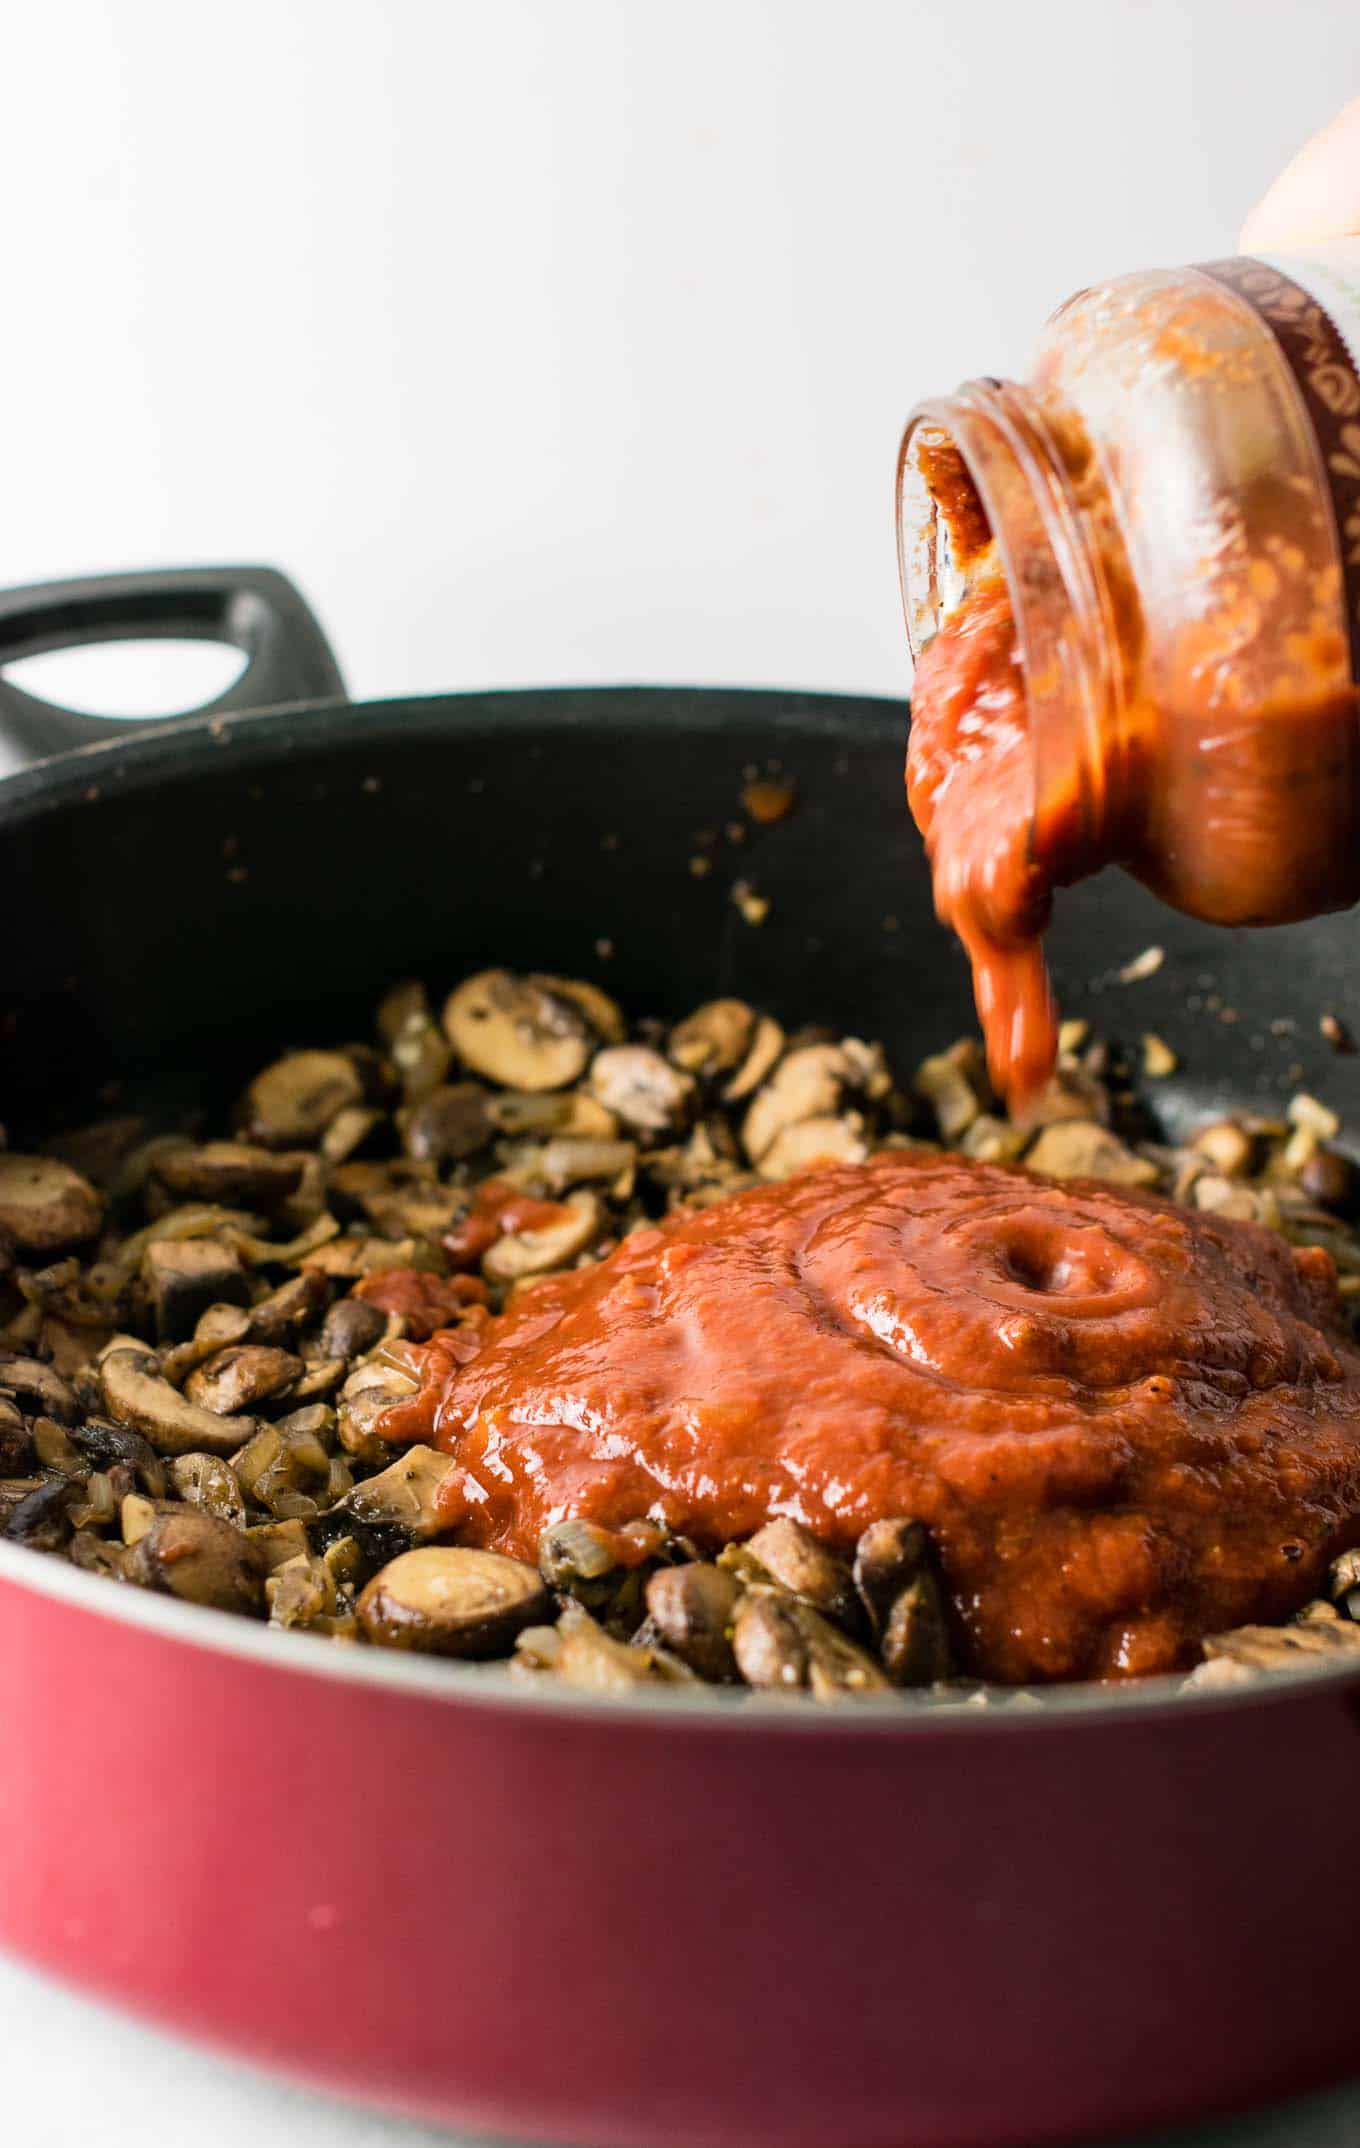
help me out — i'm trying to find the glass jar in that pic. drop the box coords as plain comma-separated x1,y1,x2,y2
896,251,1360,931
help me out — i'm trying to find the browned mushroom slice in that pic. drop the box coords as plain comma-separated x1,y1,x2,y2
319,1106,386,1164
239,1051,364,1148
168,1452,248,1529
336,1444,457,1541
756,1116,869,1180
588,1047,698,1137
357,1546,550,1657
100,1344,257,1457
124,1506,266,1616
0,1154,103,1253
550,1603,693,1690
267,1551,353,1632
247,1268,332,1345
722,1015,785,1104
1025,1121,1159,1187
153,1143,305,1208
914,1041,988,1140
184,1345,303,1416
488,1091,619,1139
4,1475,78,1550
1202,1620,1360,1670
319,1294,388,1362
880,1569,953,1685
644,1562,741,1680
744,1519,859,1626
668,1000,757,1079
497,1136,638,1196
337,1355,421,1462
399,1082,494,1165
247,1516,311,1573
732,1592,890,1699
482,1190,602,1284
744,1039,890,1166
0,1397,32,1475
1191,1120,1257,1178
68,1418,167,1498
1009,1065,1110,1132
142,1237,251,1342
43,1114,148,1190
528,974,627,1045
443,971,591,1091
0,1354,78,1424
232,1419,332,1517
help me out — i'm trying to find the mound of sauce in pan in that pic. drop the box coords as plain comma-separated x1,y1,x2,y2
380,1151,1360,1682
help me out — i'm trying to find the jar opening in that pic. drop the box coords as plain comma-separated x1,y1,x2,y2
897,381,1126,876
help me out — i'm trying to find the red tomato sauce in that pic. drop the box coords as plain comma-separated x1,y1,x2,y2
380,1151,1360,1682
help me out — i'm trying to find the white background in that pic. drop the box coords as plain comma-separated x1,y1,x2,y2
5,3,1360,2143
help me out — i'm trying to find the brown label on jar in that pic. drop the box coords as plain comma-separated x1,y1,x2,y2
1199,248,1360,681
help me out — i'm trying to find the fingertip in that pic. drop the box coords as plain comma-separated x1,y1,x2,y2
1241,96,1360,251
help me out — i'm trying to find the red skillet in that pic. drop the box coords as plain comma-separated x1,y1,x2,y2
1,566,1359,2147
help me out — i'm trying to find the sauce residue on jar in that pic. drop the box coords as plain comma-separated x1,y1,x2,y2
906,560,1064,1105
907,545,1360,1105
379,1150,1360,1682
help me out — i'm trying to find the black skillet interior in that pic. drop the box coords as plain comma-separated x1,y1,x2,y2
1,564,1359,1146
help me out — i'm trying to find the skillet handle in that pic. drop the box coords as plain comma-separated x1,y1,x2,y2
0,565,347,765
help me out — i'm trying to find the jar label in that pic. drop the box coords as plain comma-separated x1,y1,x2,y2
1199,245,1360,679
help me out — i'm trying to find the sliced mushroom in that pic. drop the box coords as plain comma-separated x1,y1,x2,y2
168,1452,247,1529
124,1506,266,1616
239,1050,363,1148
443,970,591,1091
319,1294,388,1362
100,1344,257,1458
142,1237,251,1342
757,1115,868,1180
3,1475,77,1550
1009,1065,1109,1132
334,1443,455,1541
914,1040,989,1141
0,1354,78,1424
232,1419,332,1517
337,1354,421,1462
496,1135,638,1196
529,974,627,1045
70,1418,167,1498
744,1519,859,1626
247,1516,311,1573
587,1047,697,1138
669,1000,756,1078
43,1114,148,1190
488,1090,619,1139
0,1154,103,1253
732,1592,890,1699
399,1083,494,1165
742,1042,880,1165
0,1397,31,1476
644,1562,741,1680
959,1115,1029,1164
1025,1121,1159,1187
1202,1620,1360,1670
267,1552,350,1632
482,1189,602,1284
184,1344,302,1416
880,1570,952,1685
548,1603,692,1689
153,1142,305,1208
357,1545,549,1657
247,1268,332,1345
853,1517,931,1629
722,1015,785,1104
